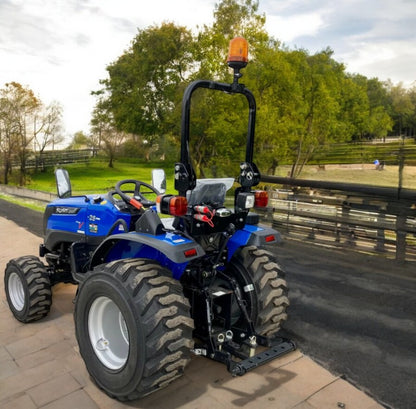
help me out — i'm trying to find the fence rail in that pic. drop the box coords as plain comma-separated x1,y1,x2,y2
259,176,416,263
12,149,97,170
1,171,415,264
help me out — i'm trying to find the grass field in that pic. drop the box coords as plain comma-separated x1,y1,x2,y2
12,159,416,193
0,193,46,212
273,164,416,189
1,159,414,214
25,161,176,194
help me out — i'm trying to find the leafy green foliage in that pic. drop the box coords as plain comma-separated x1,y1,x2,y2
101,23,194,137
89,0,414,179
0,82,63,184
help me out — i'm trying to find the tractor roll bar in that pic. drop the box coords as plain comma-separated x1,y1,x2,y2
176,79,258,196
180,79,256,165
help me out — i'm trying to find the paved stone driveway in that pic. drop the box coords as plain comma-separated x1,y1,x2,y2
0,217,383,409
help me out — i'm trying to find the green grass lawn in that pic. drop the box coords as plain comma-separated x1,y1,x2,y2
25,160,176,194
1,159,415,214
0,193,46,212
10,158,416,194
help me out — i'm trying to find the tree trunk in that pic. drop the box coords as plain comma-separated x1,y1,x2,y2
3,153,11,184
108,154,114,168
3,163,9,185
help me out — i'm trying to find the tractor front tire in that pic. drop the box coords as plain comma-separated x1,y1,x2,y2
74,259,194,401
4,256,52,323
228,246,289,337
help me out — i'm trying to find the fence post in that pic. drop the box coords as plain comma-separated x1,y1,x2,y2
375,212,386,252
341,202,356,247
395,214,407,262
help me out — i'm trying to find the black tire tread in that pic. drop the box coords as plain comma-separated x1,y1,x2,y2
236,246,289,336
5,255,52,323
76,258,194,400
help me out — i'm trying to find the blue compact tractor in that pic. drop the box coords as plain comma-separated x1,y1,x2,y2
4,37,294,400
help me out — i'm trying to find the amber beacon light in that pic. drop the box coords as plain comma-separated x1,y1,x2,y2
227,37,248,69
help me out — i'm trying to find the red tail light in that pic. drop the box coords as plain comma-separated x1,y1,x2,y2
169,196,188,216
254,191,268,207
265,234,275,243
157,195,188,216
184,248,197,258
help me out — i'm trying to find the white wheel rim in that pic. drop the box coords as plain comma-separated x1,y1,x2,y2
88,296,130,370
8,272,25,311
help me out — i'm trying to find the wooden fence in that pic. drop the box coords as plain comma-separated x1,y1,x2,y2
259,176,416,263
15,149,97,170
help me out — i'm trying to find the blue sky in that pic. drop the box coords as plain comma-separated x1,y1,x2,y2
1,0,415,139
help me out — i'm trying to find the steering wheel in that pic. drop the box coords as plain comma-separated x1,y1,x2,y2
115,179,160,210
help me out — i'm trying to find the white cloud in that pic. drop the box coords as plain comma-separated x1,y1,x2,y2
262,0,416,86
1,0,415,140
340,40,416,86
265,12,326,43
0,0,216,138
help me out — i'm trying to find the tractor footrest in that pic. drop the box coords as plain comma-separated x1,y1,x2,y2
229,339,296,376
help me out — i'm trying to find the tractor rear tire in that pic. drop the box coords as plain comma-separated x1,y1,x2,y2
74,258,194,401
228,246,289,337
4,256,52,323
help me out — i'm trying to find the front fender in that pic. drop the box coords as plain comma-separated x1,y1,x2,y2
90,231,205,280
227,224,282,260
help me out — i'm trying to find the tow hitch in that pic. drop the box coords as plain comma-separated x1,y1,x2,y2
227,338,296,376
191,267,296,375
193,333,296,376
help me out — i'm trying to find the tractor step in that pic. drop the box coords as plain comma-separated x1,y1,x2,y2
228,339,296,376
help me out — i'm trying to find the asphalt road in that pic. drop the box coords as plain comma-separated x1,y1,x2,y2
1,197,415,409
276,241,416,409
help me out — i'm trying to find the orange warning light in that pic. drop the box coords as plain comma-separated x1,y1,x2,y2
227,37,248,69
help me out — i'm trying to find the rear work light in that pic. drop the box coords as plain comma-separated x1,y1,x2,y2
236,192,255,210
254,191,268,207
156,195,188,216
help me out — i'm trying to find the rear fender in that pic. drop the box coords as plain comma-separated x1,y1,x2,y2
227,224,282,260
90,232,205,280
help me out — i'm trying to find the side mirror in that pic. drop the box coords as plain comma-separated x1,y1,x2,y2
152,169,166,194
55,168,72,198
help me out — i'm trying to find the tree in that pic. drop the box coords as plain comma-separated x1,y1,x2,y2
90,93,127,167
0,83,63,183
195,0,268,79
367,106,393,141
91,22,196,167
99,22,194,137
67,131,89,149
91,1,271,177
88,0,412,177
33,101,64,153
0,82,41,184
246,47,357,177
0,89,17,184
191,1,371,177
386,81,414,137
89,90,108,151
101,127,128,168
186,0,269,176
244,43,297,175
407,85,416,138
360,77,393,141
